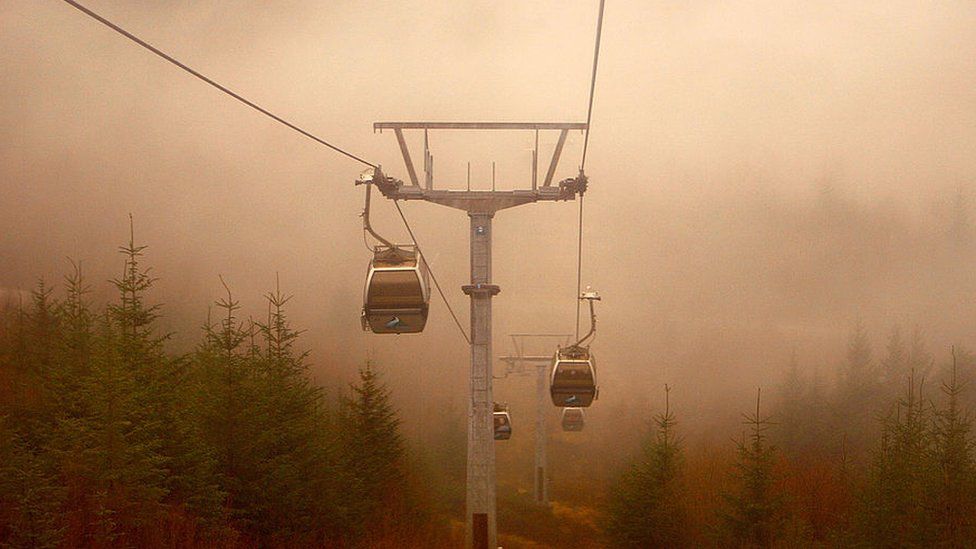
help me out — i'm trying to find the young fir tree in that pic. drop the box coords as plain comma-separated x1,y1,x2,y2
605,384,688,548
53,261,95,416
880,325,908,390
777,350,810,454
249,277,351,543
907,327,934,382
856,371,937,546
194,278,255,529
835,320,884,458
14,280,61,431
721,388,785,548
340,362,409,529
113,221,224,536
192,277,353,543
0,417,65,549
930,348,976,544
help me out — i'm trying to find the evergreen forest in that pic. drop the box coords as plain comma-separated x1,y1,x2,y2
3,229,976,549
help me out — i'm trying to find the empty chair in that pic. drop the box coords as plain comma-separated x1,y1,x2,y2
361,245,430,334
561,407,585,431
493,404,512,441
550,345,598,407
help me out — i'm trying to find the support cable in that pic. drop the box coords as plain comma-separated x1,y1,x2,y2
575,196,585,340
580,0,606,171
575,0,606,341
58,0,377,169
392,200,471,345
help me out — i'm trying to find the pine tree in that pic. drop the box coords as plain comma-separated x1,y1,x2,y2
15,279,61,429
606,385,688,548
78,311,169,544
931,347,976,544
54,260,94,413
0,418,65,549
250,277,350,543
844,319,875,393
721,388,785,548
880,325,907,389
193,278,254,530
192,277,352,543
856,371,937,546
836,320,884,458
777,350,806,454
341,362,408,528
907,327,933,384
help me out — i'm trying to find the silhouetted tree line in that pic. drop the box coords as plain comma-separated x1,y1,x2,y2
0,226,432,547
606,326,976,548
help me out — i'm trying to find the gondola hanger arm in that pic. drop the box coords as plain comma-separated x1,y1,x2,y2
572,286,601,348
356,167,400,249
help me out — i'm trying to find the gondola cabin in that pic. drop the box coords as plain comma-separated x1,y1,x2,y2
561,407,585,431
550,345,597,407
493,405,512,441
362,245,430,334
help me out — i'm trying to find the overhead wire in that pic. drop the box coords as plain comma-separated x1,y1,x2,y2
58,0,377,169
575,0,607,342
392,200,471,345
580,0,607,172
61,0,470,347
58,0,584,349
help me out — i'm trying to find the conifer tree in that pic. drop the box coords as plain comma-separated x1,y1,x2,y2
721,388,785,548
15,280,61,429
250,277,350,542
54,261,94,413
192,277,351,543
194,278,254,527
844,319,875,393
836,320,883,457
777,350,809,454
77,311,168,544
856,372,937,546
606,385,688,548
340,362,408,527
114,220,223,532
907,327,933,384
931,348,976,544
880,325,907,389
0,418,65,549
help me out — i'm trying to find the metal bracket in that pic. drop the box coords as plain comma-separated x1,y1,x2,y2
462,283,501,296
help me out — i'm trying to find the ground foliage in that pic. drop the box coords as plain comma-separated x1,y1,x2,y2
4,230,976,548
605,327,976,549
0,227,430,547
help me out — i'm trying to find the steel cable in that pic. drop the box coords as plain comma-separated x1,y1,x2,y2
393,200,471,345
59,0,377,169
575,0,606,342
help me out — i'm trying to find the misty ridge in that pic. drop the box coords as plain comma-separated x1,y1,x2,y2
3,0,976,547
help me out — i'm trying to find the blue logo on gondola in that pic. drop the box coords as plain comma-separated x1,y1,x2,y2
565,395,579,404
386,316,403,329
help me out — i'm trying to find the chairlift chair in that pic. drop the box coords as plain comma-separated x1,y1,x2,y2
561,407,585,431
493,403,512,441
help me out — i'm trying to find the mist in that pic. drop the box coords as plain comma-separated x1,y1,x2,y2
2,1,976,545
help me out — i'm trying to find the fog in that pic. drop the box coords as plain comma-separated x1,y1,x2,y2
3,0,976,446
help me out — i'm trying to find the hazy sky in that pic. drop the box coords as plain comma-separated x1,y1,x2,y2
3,1,975,432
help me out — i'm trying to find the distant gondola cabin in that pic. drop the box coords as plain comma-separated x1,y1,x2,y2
561,407,585,431
493,407,512,441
